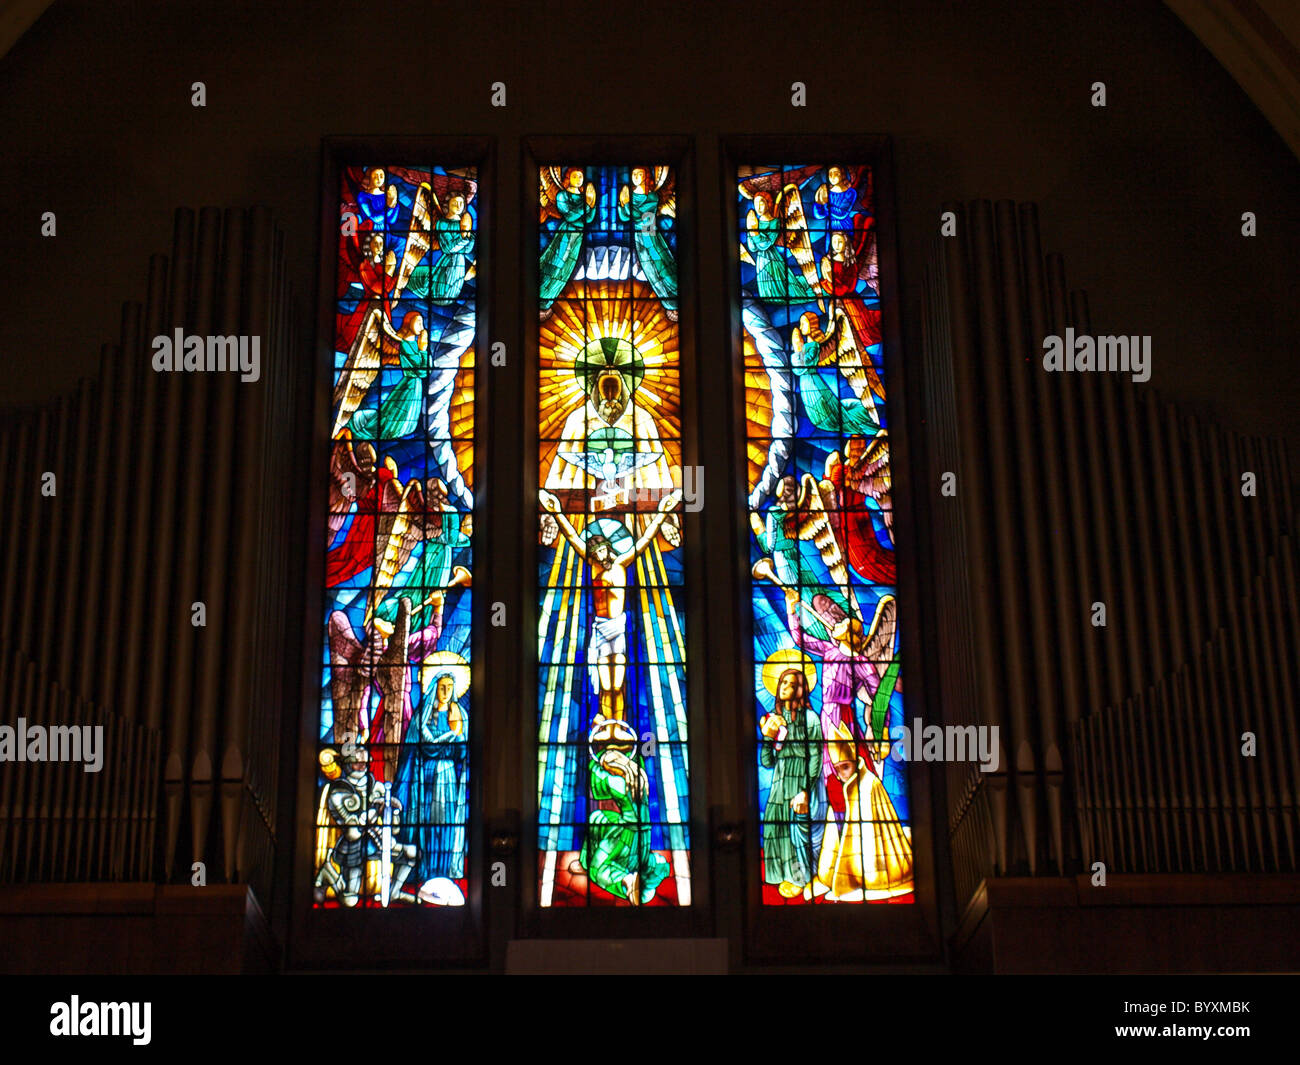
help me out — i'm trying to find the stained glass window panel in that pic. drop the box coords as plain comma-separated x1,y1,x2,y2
536,165,690,907
315,164,477,909
738,163,913,904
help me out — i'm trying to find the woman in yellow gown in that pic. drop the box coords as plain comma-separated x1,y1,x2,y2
815,721,913,901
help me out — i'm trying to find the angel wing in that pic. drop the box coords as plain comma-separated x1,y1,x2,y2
776,184,823,301
740,205,756,266
738,165,823,200
838,166,878,283
327,610,375,746
392,183,435,296
539,166,566,224
844,431,893,541
833,307,885,402
331,306,386,437
794,473,859,616
650,166,676,218
839,165,872,207
328,435,378,545
366,474,426,627
859,225,879,286
372,597,413,769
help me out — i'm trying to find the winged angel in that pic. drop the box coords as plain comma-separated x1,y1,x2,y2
750,472,861,644
538,166,597,319
813,165,878,292
398,174,478,305
789,309,883,438
326,459,471,775
618,166,678,320
739,168,823,309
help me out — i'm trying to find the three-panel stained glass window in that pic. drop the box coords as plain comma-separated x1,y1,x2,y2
310,156,910,912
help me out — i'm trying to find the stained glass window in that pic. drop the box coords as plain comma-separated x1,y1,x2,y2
315,164,477,908
738,164,912,904
536,165,690,907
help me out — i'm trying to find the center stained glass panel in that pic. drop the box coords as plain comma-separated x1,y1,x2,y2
535,164,690,907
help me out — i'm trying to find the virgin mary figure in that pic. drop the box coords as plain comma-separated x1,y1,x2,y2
394,670,468,884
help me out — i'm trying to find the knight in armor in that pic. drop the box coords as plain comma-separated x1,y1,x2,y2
314,748,417,907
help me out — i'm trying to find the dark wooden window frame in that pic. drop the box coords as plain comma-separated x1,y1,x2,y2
516,135,712,942
290,133,942,969
720,135,941,963
292,136,494,968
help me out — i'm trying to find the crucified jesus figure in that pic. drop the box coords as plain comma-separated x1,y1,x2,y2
539,488,681,721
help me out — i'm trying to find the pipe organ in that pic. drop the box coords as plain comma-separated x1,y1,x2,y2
0,207,300,915
923,200,1298,911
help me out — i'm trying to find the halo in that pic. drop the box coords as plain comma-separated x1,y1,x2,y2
761,647,818,697
582,516,634,555
574,336,646,393
419,651,471,701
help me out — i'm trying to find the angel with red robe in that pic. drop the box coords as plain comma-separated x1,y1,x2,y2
824,431,895,586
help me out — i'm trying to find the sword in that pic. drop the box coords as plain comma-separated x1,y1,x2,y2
378,787,393,907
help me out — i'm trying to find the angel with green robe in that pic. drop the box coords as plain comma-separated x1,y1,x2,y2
367,477,472,642
538,166,597,317
741,182,821,305
619,166,678,320
345,310,429,441
405,189,476,306
790,311,880,437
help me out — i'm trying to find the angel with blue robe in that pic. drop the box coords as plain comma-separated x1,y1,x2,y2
812,166,870,233
354,167,402,230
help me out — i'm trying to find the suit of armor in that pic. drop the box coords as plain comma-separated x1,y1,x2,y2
314,764,417,907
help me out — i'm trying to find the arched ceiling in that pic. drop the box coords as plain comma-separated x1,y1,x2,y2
0,1,55,61
1166,0,1300,160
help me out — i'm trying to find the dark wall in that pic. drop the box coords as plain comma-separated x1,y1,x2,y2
3,0,1297,452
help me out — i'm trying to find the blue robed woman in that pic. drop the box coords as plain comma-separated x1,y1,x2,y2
394,672,468,882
